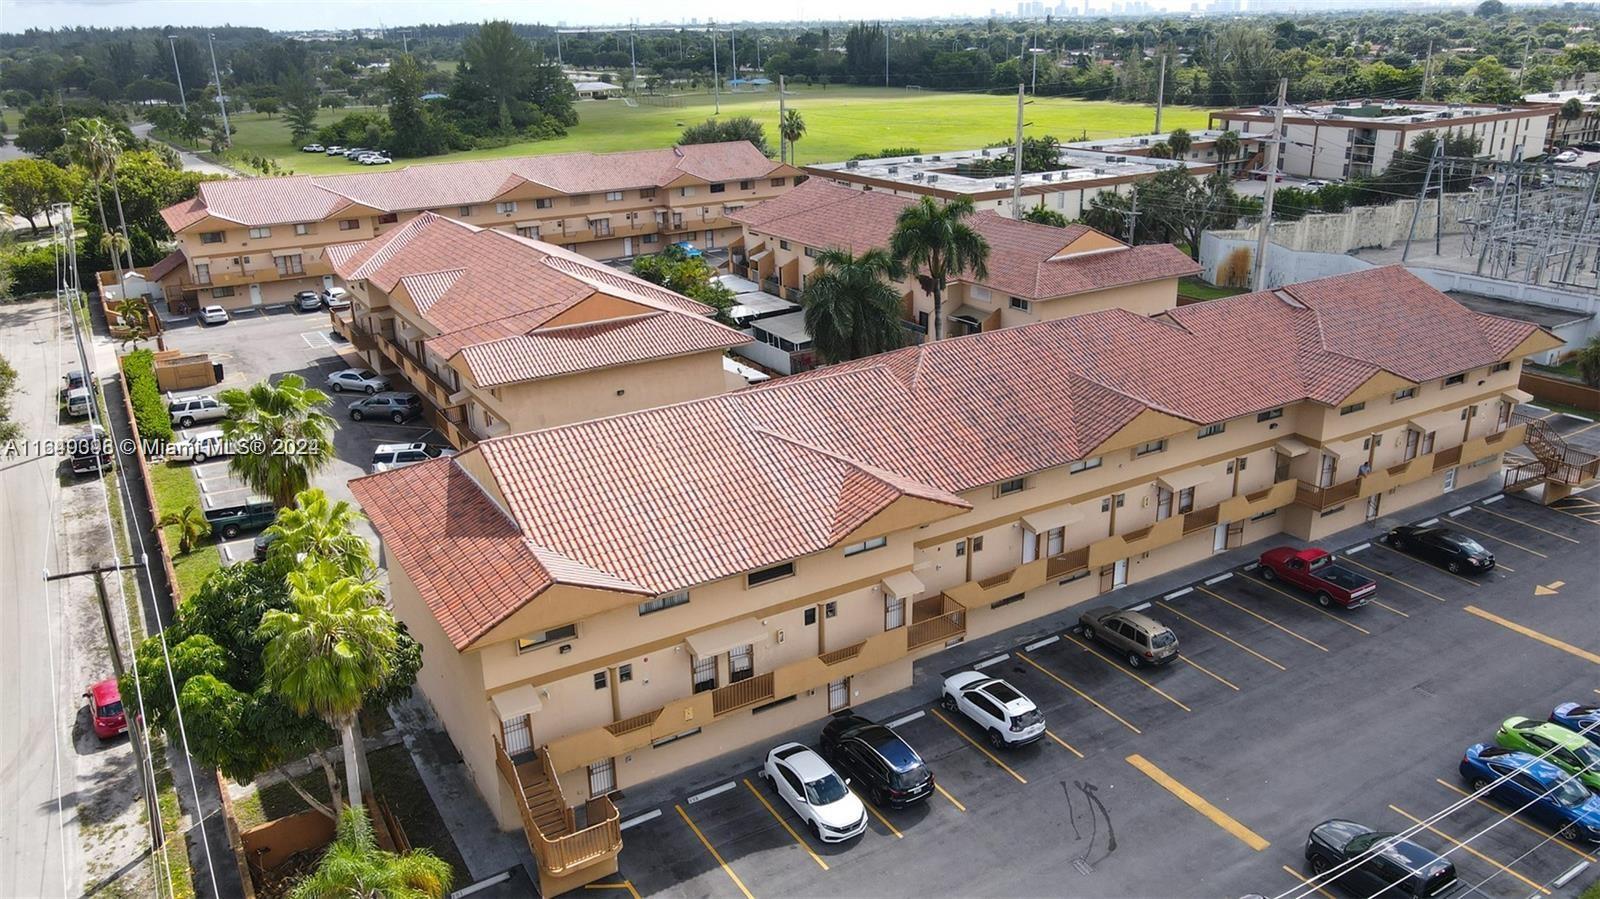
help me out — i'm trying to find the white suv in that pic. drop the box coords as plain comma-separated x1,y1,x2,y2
168,394,227,428
760,743,867,843
941,672,1046,748
370,442,454,474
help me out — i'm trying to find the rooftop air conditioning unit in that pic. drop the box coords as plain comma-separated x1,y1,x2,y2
912,172,925,181
995,181,1007,189
1042,173,1055,181
913,156,924,163
1327,113,1344,119
927,174,940,183
846,159,859,169
1439,112,1453,119
931,155,942,161
1138,138,1149,145
1093,167,1107,175
981,148,991,156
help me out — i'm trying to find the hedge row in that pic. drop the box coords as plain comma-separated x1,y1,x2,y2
121,349,172,443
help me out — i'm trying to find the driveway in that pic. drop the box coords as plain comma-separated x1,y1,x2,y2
130,122,238,178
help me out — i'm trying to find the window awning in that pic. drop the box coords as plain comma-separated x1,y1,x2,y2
1021,506,1085,533
748,248,772,263
881,571,926,600
270,247,306,257
1501,388,1534,405
490,684,541,720
1158,468,1213,492
684,617,767,658
1405,418,1435,433
948,304,986,324
1274,437,1313,457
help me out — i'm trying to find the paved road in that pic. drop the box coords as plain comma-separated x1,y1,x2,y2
131,122,237,178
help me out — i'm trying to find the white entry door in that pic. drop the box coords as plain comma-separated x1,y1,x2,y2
1213,523,1228,554
322,274,335,292
1112,558,1128,590
1442,467,1458,493
1366,494,1381,521
623,237,634,256
248,283,263,306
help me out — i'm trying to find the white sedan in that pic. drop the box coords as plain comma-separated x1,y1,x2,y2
198,305,229,326
359,154,392,165
761,743,867,843
941,671,1046,748
325,368,390,394
302,143,325,153
172,429,231,463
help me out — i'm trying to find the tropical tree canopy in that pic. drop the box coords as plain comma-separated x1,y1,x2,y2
889,196,990,342
264,488,373,580
799,248,906,364
219,374,336,509
288,806,452,899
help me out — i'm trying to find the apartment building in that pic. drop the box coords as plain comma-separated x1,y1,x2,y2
349,264,1561,892
1209,99,1552,180
730,178,1200,340
326,212,750,449
157,142,798,313
1522,89,1600,147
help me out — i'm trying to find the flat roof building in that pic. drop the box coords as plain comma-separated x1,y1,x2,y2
1521,89,1600,148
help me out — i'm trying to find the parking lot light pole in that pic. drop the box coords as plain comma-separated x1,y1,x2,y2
167,35,187,114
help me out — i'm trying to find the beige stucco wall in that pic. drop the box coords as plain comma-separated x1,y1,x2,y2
482,351,733,434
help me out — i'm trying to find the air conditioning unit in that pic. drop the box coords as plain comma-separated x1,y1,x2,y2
1093,167,1107,175
927,174,940,183
913,156,924,163
846,159,859,169
1042,173,1055,181
931,155,942,161
980,148,991,156
995,181,1007,189
887,165,898,174
1138,138,1149,145
912,172,925,181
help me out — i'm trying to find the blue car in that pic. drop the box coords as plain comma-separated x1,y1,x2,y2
1550,703,1600,746
1459,744,1600,843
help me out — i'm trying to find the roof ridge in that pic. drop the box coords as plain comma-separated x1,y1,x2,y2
527,310,666,336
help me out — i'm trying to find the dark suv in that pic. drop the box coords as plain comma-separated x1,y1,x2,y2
1306,819,1458,897
819,713,935,808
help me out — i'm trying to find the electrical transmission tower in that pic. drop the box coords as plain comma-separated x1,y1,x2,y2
1462,154,1600,293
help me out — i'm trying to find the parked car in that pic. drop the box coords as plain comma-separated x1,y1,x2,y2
671,241,703,258
370,441,453,473
941,671,1045,748
168,393,227,428
1385,526,1495,574
1304,179,1329,188
60,369,96,403
1460,744,1600,842
64,387,92,418
1258,546,1376,609
348,392,421,423
1078,606,1179,668
325,368,390,394
202,495,277,539
84,678,127,740
198,305,229,326
301,143,324,153
343,147,372,160
358,152,392,165
294,290,324,312
760,743,868,843
1495,717,1600,791
1303,819,1458,898
1554,150,1580,164
324,145,347,156
253,529,281,563
171,429,230,463
1576,142,1600,153
66,425,111,476
819,713,934,808
322,287,351,310
1550,703,1600,746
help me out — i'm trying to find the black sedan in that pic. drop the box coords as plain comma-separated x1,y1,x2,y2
819,713,934,808
1386,525,1495,574
1306,819,1458,897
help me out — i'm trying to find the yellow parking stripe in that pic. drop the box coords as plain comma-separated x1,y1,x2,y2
1473,506,1583,543
676,804,757,899
1432,779,1597,862
1155,601,1286,671
1196,587,1330,652
1338,556,1449,603
928,708,1028,784
1126,754,1269,851
1046,728,1085,758
1247,574,1377,632
1178,656,1240,691
1017,652,1142,735
1061,634,1193,712
1369,541,1485,587
1388,804,1550,895
583,882,642,899
1464,605,1600,665
860,797,903,839
1281,865,1336,899
742,778,829,871
1448,520,1548,558
935,782,967,813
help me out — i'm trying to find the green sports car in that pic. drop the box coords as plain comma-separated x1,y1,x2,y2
1496,717,1600,792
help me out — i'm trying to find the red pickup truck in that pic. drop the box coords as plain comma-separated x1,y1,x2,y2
1257,547,1377,609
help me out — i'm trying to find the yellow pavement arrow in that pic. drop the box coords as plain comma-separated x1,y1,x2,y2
1534,580,1565,596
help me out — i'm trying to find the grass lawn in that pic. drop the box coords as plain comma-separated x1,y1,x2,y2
187,85,1210,176
148,461,222,601
1178,276,1248,301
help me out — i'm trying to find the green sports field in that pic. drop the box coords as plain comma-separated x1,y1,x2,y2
205,85,1210,175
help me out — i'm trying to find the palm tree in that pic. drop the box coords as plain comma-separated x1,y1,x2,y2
265,488,373,580
289,805,452,899
219,375,335,509
108,297,152,347
780,108,806,165
888,196,990,342
800,248,907,364
67,119,135,272
259,564,398,810
1573,335,1600,388
156,503,210,554
1214,129,1241,171
1166,128,1193,159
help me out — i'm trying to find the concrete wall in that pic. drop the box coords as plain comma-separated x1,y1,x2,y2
1199,233,1376,290
1211,195,1483,258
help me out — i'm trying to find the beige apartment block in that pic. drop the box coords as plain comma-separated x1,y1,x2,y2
350,264,1566,892
730,179,1200,340
323,213,750,448
157,141,798,314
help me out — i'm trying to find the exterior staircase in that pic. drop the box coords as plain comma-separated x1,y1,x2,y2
1503,413,1600,501
495,739,622,896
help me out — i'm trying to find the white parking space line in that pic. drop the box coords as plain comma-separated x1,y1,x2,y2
1127,602,1152,612
619,809,662,831
974,653,1010,669
686,782,736,804
1164,587,1193,600
887,710,926,728
301,330,334,349
1205,572,1234,584
1024,635,1059,651
1345,542,1371,554
218,539,256,564
1483,494,1505,504
1448,506,1472,517
1417,518,1440,526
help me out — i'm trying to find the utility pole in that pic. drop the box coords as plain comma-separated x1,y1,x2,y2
779,74,787,164
884,24,890,87
1030,34,1039,95
207,33,231,148
556,31,563,67
1253,77,1289,291
1519,39,1531,92
1421,39,1433,100
167,35,188,113
1012,82,1025,217
731,27,737,81
711,24,720,114
630,30,637,93
1154,53,1167,134
400,32,409,54
1127,191,1139,244
1402,136,1443,262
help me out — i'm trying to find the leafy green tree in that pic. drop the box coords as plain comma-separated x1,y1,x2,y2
1021,204,1070,227
457,21,538,133
0,158,78,232
780,109,806,165
1214,130,1241,169
448,21,576,138
679,116,772,156
1461,55,1517,104
108,296,154,348
264,488,373,580
282,74,322,146
800,248,905,363
1475,0,1505,16
385,55,458,158
1136,169,1243,259
254,97,280,116
288,806,451,899
889,196,990,342
67,119,134,279
156,503,211,554
219,375,336,509
630,245,737,322
0,355,21,443
1573,336,1600,388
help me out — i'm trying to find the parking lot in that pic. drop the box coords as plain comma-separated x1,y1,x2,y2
159,304,451,561
605,484,1600,899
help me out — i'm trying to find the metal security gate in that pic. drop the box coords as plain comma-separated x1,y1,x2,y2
501,714,532,756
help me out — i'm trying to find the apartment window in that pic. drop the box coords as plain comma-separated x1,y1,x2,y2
1490,361,1511,374
495,201,518,214
1257,408,1284,422
844,536,887,557
199,231,224,244
709,182,726,194
770,177,786,187
779,239,790,251
1198,423,1226,439
376,213,398,225
738,179,754,191
691,656,718,693
275,254,304,276
639,188,657,200
997,477,1026,496
1443,373,1467,387
728,645,753,682
824,601,838,619
955,541,966,557
338,219,359,231
804,607,817,626
884,594,905,630
1421,430,1436,455
1177,487,1195,514
1393,387,1418,402
243,226,269,239
638,590,689,616
294,223,312,236
917,312,930,332
211,286,235,298
516,225,540,239
588,757,616,796
803,246,818,258
1134,440,1166,457
1070,457,1103,474
619,664,633,683
593,671,607,690
193,263,211,285
517,623,577,653
1010,297,1031,312
1042,527,1062,557
679,186,696,197
1403,428,1420,461
827,678,851,712
458,205,473,217
672,212,684,229
642,233,659,245
605,191,624,202
590,218,612,236
747,561,795,587
1340,402,1366,416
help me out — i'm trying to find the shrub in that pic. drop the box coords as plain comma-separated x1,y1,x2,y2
4,245,59,296
121,349,173,443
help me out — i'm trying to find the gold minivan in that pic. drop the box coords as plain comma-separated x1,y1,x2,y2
1078,607,1180,669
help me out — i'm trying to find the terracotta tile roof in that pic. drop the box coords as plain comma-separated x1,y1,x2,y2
159,142,781,231
731,179,1199,299
460,312,750,387
357,265,1547,642
145,248,187,282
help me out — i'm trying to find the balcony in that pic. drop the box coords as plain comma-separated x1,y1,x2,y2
1088,515,1185,569
908,594,969,650
712,672,775,716
1217,479,1298,521
335,312,375,352
1047,546,1091,579
945,558,1049,607
372,333,465,410
1293,426,1526,511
